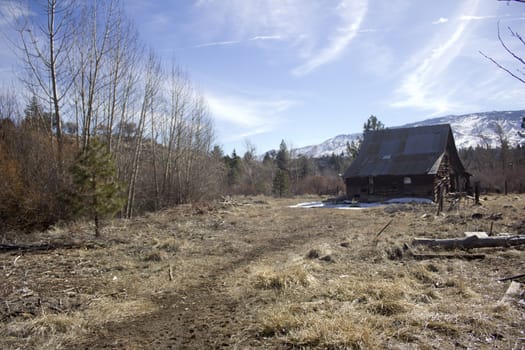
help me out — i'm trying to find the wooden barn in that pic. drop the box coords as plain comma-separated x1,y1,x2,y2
343,124,470,202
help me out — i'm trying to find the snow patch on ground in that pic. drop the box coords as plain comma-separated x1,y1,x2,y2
290,197,433,209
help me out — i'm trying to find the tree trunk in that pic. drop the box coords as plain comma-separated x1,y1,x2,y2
412,235,525,249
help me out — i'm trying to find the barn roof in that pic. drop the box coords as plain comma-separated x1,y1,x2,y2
343,124,463,178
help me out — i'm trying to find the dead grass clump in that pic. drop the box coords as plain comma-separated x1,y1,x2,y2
385,245,404,260
85,298,157,325
425,320,459,336
30,313,80,337
365,281,406,302
409,264,438,284
444,278,478,298
286,315,376,350
412,289,440,304
424,262,440,273
142,249,165,262
253,264,311,290
6,314,79,338
153,237,179,253
367,300,407,316
259,306,301,336
4,313,85,349
324,278,407,306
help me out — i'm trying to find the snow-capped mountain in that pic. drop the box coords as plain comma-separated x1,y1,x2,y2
293,110,525,158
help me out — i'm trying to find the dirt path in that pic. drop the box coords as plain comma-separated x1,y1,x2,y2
76,231,310,349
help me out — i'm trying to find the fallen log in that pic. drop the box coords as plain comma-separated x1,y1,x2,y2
412,235,525,250
498,273,525,282
0,241,100,253
410,253,485,260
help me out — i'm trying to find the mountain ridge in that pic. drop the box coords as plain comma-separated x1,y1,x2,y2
292,110,525,158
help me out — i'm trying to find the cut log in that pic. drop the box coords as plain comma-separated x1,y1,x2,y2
412,235,525,250
464,232,489,238
499,281,523,305
410,253,485,260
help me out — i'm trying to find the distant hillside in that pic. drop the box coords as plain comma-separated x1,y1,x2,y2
292,110,525,158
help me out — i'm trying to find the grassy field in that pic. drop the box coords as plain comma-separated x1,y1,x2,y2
1,194,524,349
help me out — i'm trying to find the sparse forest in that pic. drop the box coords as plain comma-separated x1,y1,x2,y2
1,1,525,233
0,0,221,231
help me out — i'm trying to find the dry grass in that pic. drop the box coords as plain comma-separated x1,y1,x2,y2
1,194,524,349
253,263,313,290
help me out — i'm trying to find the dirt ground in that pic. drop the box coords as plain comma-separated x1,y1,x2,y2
1,194,524,349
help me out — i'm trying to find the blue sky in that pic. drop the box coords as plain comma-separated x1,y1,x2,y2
2,0,525,155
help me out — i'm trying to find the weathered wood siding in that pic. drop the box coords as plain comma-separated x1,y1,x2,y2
345,174,435,202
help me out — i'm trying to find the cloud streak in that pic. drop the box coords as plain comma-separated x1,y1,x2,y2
391,0,482,114
194,40,241,48
192,0,368,76
205,92,297,141
292,0,368,76
194,35,283,48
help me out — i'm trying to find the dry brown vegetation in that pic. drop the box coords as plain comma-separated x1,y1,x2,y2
1,195,524,349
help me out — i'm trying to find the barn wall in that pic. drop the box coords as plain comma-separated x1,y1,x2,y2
345,175,436,202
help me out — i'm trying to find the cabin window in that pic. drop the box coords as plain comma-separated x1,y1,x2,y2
403,177,412,185
368,176,374,194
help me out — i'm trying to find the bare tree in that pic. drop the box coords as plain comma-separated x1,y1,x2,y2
479,22,525,84
125,51,161,218
13,0,78,172
160,64,191,205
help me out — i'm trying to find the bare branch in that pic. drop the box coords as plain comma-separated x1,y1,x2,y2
479,50,525,84
498,22,525,66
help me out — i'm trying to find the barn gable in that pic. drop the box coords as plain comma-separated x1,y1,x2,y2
343,124,469,202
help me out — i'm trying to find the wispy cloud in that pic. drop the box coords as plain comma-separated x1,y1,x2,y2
205,92,297,141
250,35,282,41
432,17,448,25
194,35,283,48
292,0,368,76
194,40,241,48
459,15,496,21
391,0,482,114
193,0,368,76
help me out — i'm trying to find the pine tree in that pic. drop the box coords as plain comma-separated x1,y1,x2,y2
276,140,289,171
347,115,386,160
225,149,243,186
363,115,385,133
273,169,290,197
70,140,125,236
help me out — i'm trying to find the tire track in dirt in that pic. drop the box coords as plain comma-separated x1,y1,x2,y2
76,231,312,349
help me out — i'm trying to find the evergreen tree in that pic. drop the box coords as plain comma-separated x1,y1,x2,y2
225,149,243,186
263,150,276,165
276,139,289,171
273,169,290,197
363,115,385,133
210,145,224,160
347,115,386,160
272,140,291,196
346,139,361,159
23,96,52,132
70,140,125,236
297,155,313,178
